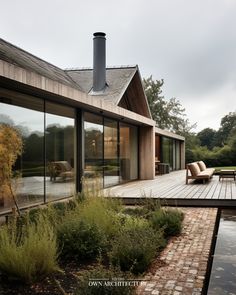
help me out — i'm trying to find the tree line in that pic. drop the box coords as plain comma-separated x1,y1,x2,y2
143,76,236,167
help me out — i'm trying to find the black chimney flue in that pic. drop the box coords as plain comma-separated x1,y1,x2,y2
93,32,106,92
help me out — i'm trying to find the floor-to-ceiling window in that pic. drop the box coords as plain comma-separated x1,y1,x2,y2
0,92,76,213
172,140,176,171
83,112,138,188
104,119,119,187
162,137,171,166
169,139,173,171
155,135,161,161
175,141,181,170
161,136,182,171
0,95,44,211
84,112,103,188
0,96,140,213
45,102,76,201
120,123,138,183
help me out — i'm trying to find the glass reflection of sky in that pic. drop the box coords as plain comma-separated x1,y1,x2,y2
0,104,73,134
46,113,73,127
1,104,42,129
85,122,103,132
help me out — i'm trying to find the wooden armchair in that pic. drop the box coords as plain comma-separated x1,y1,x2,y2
48,161,74,181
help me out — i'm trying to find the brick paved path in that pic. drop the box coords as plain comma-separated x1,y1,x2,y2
137,208,217,295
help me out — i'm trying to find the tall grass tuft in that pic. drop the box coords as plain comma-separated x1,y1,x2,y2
70,196,121,240
0,214,59,283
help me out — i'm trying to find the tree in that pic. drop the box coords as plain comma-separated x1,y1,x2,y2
0,124,23,214
143,76,195,134
197,128,216,150
216,112,236,146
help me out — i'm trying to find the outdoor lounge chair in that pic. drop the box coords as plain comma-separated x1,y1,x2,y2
48,161,74,181
186,161,215,184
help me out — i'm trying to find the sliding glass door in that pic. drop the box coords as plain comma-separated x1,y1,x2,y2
104,119,119,187
45,102,76,201
84,112,103,188
83,112,138,188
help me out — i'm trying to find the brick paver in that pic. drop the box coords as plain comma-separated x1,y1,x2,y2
137,208,217,295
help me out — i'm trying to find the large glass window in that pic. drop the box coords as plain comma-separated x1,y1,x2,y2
104,119,119,187
84,113,138,188
162,137,173,171
161,136,182,171
175,141,181,170
120,123,138,183
84,113,103,188
0,96,44,212
162,137,170,164
169,139,173,171
0,92,76,213
172,140,176,171
45,102,76,201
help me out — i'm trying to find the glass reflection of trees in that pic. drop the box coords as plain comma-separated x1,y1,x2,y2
0,96,75,212
84,113,103,187
45,102,75,201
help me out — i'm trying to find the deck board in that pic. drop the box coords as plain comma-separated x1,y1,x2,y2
105,170,236,207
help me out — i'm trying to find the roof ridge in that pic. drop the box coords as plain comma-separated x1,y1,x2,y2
65,65,137,71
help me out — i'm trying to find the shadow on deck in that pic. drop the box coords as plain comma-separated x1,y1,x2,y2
105,170,236,207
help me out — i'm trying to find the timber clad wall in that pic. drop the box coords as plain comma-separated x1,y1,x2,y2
139,126,155,179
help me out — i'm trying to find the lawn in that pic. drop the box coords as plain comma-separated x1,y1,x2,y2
214,166,236,173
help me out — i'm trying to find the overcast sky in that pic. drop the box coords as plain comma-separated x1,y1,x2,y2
1,0,236,132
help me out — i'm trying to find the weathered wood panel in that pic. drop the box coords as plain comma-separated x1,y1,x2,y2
106,170,236,206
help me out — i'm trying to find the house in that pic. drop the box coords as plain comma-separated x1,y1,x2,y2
0,32,185,213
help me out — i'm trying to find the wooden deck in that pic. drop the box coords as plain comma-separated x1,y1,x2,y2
106,170,236,207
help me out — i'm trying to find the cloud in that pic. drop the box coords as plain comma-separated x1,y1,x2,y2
0,0,236,131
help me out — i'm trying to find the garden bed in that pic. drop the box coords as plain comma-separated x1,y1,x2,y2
0,194,184,295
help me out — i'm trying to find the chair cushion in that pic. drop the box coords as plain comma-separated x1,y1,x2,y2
197,161,207,171
198,171,211,178
197,168,215,178
188,162,201,177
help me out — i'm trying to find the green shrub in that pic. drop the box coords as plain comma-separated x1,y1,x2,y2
72,196,121,241
110,216,165,274
0,215,59,283
57,217,106,262
141,196,162,212
52,199,78,214
26,205,62,228
150,208,184,237
57,196,122,262
121,206,149,218
75,264,134,295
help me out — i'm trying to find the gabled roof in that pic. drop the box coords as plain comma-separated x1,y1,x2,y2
66,66,152,118
65,66,136,104
0,37,152,119
0,38,80,90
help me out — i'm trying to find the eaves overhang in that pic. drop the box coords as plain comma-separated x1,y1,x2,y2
0,60,155,127
155,127,185,141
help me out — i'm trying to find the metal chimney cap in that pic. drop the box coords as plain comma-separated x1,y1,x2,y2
93,32,106,37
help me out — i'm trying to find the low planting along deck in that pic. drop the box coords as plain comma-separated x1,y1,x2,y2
106,170,236,207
